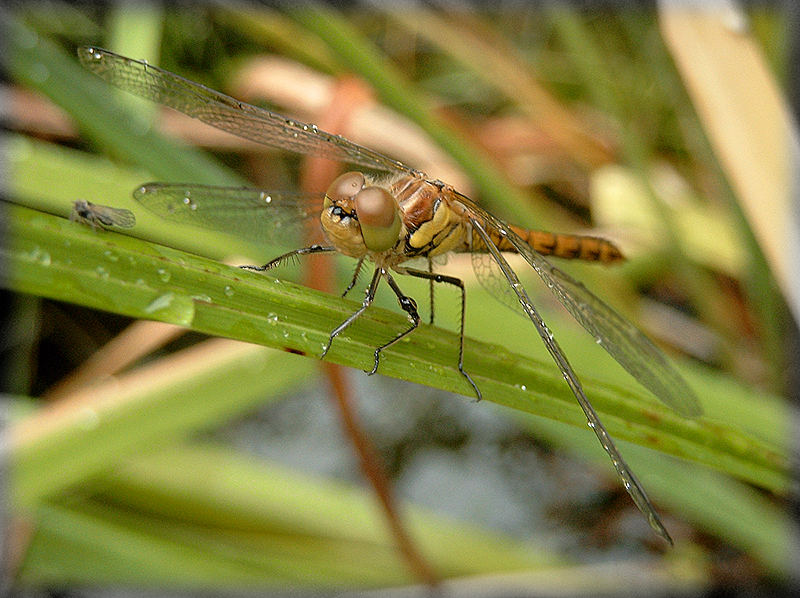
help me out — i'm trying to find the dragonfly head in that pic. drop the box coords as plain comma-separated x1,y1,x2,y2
322,171,401,256
354,186,401,252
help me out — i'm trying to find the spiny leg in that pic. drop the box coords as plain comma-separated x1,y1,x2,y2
342,257,366,297
398,266,481,401
427,256,435,326
321,267,383,359
240,244,336,272
369,272,421,375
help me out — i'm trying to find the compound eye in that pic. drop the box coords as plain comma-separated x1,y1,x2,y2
354,186,401,252
325,171,365,205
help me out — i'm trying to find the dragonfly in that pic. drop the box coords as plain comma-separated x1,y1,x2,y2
79,46,702,545
70,199,136,230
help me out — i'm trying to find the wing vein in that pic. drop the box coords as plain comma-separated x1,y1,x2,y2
470,217,674,545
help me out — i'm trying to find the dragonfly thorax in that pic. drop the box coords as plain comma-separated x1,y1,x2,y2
390,175,470,259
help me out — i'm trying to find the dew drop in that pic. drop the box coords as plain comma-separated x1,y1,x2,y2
145,293,174,314
223,285,235,297
31,247,51,266
104,250,119,262
95,266,109,280
157,268,171,282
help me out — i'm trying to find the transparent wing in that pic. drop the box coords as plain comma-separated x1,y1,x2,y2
78,47,417,176
471,251,526,314
94,205,136,228
71,200,136,229
469,218,675,545
458,191,702,418
133,183,323,246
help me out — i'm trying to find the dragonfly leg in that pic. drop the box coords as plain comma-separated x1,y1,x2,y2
240,244,336,271
427,257,435,326
341,257,366,297
321,267,383,359
370,272,421,375
396,267,482,401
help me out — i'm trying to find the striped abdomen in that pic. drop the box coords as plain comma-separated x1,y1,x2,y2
473,225,625,263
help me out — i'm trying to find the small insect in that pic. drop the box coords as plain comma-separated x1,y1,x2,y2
80,46,702,545
70,200,136,231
